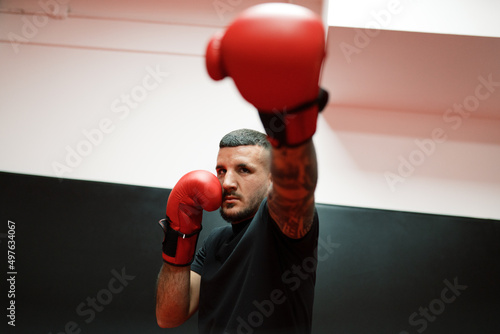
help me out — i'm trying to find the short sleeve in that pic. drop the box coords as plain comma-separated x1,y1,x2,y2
191,243,206,275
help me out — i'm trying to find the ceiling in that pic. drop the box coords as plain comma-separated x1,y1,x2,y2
1,0,499,119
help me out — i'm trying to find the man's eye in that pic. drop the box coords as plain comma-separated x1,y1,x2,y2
240,167,250,173
217,169,226,176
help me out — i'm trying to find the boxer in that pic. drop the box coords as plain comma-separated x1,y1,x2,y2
156,3,328,333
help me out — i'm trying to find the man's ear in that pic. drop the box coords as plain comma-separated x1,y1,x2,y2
267,173,273,194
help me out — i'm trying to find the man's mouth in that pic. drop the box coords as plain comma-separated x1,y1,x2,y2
223,196,239,203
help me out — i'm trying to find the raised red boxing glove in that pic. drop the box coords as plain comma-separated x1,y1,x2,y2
206,3,328,147
159,170,222,266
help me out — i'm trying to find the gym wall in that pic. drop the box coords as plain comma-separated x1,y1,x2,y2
2,171,499,333
0,0,499,220
1,1,500,333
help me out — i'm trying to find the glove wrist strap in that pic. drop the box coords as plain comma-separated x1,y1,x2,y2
159,217,202,267
258,88,329,147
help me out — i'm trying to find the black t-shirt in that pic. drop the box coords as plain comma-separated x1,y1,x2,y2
191,198,319,334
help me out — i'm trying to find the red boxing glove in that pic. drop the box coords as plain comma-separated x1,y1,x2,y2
206,3,328,147
159,170,222,266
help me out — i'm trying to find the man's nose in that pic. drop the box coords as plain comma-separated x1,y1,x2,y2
222,170,237,191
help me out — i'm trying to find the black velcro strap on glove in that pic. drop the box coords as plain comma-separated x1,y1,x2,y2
158,217,202,258
258,88,329,116
258,88,329,147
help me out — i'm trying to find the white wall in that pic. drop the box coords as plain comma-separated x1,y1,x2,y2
1,0,499,220
327,0,500,38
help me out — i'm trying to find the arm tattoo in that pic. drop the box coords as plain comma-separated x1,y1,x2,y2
268,140,318,239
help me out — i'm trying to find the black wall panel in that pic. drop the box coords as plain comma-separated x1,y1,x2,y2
1,171,499,333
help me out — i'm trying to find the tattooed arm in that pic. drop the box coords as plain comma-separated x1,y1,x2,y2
268,139,318,239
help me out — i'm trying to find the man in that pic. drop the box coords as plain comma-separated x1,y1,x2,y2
156,3,328,333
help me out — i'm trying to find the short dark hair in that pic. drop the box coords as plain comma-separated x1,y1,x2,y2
219,129,271,151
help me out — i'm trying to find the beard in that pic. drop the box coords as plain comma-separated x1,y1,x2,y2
220,189,267,224
220,203,258,223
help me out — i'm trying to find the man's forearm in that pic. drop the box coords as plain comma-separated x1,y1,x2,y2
268,139,318,239
155,263,192,328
